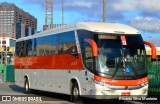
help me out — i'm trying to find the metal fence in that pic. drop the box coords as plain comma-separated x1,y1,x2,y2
148,61,160,95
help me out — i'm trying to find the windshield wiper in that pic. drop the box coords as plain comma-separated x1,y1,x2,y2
111,62,127,79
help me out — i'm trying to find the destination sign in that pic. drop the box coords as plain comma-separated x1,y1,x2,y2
98,35,117,39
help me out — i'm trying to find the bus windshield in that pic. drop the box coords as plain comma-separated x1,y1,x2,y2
96,34,147,80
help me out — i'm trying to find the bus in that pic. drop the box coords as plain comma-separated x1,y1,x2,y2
15,22,156,102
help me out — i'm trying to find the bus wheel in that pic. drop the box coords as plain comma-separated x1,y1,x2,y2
71,82,80,103
24,78,31,94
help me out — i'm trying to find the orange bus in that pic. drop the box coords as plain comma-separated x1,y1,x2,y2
15,22,156,102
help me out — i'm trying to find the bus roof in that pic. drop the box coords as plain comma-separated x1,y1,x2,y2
17,22,140,42
76,22,140,34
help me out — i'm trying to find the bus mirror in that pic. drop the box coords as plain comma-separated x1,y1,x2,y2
144,41,156,59
84,38,98,57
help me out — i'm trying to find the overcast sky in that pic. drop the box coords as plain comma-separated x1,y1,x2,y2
1,0,160,46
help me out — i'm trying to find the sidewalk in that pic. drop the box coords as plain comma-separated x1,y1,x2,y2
0,73,13,84
0,73,4,83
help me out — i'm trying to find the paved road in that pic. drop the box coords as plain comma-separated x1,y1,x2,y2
0,75,160,104
0,73,3,82
0,83,73,104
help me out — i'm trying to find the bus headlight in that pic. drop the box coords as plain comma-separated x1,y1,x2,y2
94,80,100,84
141,82,148,87
94,80,110,88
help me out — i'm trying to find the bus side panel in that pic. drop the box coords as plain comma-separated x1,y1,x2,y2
15,69,88,95
15,69,38,88
15,69,24,88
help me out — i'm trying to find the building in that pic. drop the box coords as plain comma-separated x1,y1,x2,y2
0,2,37,64
0,36,15,64
0,2,37,39
0,36,16,47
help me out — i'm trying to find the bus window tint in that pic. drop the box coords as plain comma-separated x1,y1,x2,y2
96,35,147,79
98,36,122,68
15,31,78,58
84,45,94,71
77,30,94,71
15,42,21,57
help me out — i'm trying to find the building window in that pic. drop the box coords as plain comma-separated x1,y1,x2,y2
7,47,9,51
2,45,6,47
2,40,6,44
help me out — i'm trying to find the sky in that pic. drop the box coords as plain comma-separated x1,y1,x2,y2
1,0,160,46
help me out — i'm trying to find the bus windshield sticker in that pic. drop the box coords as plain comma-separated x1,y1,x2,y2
121,36,127,45
125,67,130,73
98,35,117,39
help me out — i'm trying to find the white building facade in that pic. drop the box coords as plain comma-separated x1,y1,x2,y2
0,36,16,47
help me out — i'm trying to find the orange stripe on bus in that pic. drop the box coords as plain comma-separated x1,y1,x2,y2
94,75,148,86
14,54,84,70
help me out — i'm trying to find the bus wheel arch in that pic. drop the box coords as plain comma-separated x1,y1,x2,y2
70,78,81,102
24,75,31,94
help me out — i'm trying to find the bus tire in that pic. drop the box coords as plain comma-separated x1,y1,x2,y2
71,82,80,103
24,78,31,94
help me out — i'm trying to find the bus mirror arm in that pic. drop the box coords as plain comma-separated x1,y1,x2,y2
84,38,98,57
144,41,156,59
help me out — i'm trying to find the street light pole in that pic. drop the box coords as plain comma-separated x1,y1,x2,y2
62,0,64,26
156,27,159,47
103,0,106,22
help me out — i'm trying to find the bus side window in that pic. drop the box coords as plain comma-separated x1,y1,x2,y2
36,47,40,56
16,42,21,57
32,48,36,56
19,41,24,57
23,40,28,56
84,45,94,71
28,40,32,56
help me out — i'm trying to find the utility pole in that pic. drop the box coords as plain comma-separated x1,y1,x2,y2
103,0,106,22
156,27,159,47
62,0,64,26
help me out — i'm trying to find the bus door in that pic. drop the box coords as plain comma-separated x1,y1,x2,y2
83,39,97,95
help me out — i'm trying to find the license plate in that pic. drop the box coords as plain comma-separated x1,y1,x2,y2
121,92,130,96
